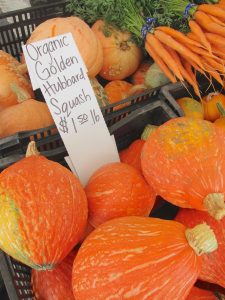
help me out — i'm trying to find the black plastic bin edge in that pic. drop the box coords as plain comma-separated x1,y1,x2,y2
159,82,185,117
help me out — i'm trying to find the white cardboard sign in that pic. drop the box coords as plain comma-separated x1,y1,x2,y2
23,33,119,185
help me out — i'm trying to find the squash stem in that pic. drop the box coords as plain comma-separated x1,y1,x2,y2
204,193,225,220
26,141,40,157
185,223,218,256
141,124,157,141
216,102,225,118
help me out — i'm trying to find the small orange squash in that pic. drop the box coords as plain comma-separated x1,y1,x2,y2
85,162,155,227
0,65,34,111
0,87,54,138
92,20,142,80
214,102,225,130
202,92,225,122
176,208,225,288
119,125,157,171
0,142,88,269
177,97,204,119
32,249,78,300
26,17,103,78
104,80,133,110
72,216,217,300
142,117,225,220
186,287,217,300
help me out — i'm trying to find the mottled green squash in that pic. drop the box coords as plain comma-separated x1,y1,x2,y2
90,77,109,108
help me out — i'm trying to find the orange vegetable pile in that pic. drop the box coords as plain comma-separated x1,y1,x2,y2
1,6,225,300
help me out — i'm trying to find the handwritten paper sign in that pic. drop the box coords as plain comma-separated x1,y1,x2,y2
23,33,119,185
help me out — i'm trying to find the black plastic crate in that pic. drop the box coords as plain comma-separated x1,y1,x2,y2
0,1,69,61
160,77,225,117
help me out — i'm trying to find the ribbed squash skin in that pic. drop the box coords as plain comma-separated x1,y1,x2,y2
85,163,155,227
186,286,217,300
32,250,77,300
176,208,225,288
72,216,202,300
0,65,34,111
0,155,88,269
141,117,225,210
0,99,54,138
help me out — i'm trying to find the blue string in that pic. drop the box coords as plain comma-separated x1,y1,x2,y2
141,18,156,39
184,3,196,18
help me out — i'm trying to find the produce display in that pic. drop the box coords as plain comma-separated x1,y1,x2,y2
1,0,225,299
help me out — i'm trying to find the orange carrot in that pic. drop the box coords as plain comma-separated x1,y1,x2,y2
146,34,184,81
198,4,225,20
187,32,200,42
211,45,225,60
202,60,224,86
217,0,225,9
205,32,225,48
204,56,225,74
165,47,195,84
188,20,212,52
195,11,225,37
154,30,204,69
210,15,225,27
157,26,203,48
177,54,201,98
144,41,176,84
185,43,221,62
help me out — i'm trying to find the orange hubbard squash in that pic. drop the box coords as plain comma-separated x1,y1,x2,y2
177,97,204,119
72,216,217,300
0,50,27,75
202,92,225,122
119,125,157,171
119,139,145,172
85,162,155,227
186,287,217,300
104,80,133,110
142,117,225,220
0,86,54,138
32,249,78,300
175,208,225,288
92,20,142,80
0,65,34,111
26,17,103,78
0,142,88,269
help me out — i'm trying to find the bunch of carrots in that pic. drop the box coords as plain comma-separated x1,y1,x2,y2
68,0,225,97
144,1,225,97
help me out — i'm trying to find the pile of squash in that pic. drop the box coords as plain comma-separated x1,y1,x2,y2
176,91,225,129
1,15,225,300
1,116,225,299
